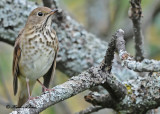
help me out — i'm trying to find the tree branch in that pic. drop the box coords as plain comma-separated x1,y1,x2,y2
10,66,117,113
114,29,160,72
100,37,115,73
82,29,160,113
129,0,144,61
84,72,160,114
100,30,126,101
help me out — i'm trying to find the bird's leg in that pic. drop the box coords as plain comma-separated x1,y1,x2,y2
37,79,54,93
37,79,47,90
26,78,37,100
26,78,32,98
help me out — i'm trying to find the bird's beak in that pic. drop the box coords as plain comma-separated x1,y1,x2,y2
49,9,58,15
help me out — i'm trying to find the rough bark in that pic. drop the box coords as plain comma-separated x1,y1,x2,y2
129,0,144,61
11,64,124,113
82,29,160,114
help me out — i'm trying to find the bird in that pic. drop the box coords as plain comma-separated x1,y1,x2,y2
12,7,59,107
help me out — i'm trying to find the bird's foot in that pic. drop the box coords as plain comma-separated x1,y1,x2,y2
43,88,55,98
28,96,38,100
44,88,55,93
27,96,38,106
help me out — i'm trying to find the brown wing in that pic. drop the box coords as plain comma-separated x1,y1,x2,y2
12,29,23,95
43,49,58,92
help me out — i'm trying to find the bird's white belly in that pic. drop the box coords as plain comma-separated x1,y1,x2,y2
19,46,54,80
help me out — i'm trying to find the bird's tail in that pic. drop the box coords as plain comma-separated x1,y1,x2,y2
17,77,35,107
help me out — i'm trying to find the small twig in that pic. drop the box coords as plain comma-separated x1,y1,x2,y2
76,105,103,114
114,29,160,72
129,0,144,61
100,29,127,101
100,37,115,73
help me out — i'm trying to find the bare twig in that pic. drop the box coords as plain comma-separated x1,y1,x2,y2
76,105,103,114
129,0,144,61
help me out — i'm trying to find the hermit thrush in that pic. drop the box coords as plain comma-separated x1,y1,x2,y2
12,7,59,107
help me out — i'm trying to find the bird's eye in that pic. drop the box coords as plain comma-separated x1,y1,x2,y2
38,12,43,16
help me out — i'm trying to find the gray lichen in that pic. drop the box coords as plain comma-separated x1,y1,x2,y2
0,0,37,44
116,72,160,113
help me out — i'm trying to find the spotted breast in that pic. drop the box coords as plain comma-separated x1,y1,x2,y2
19,26,58,80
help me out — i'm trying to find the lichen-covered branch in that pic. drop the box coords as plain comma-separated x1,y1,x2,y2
129,0,144,61
99,31,127,101
11,64,124,114
76,105,103,114
83,72,160,114
121,57,160,72
82,30,160,113
101,73,127,101
100,37,115,73
114,29,160,72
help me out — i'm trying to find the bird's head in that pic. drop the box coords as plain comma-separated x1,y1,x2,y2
25,7,58,29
